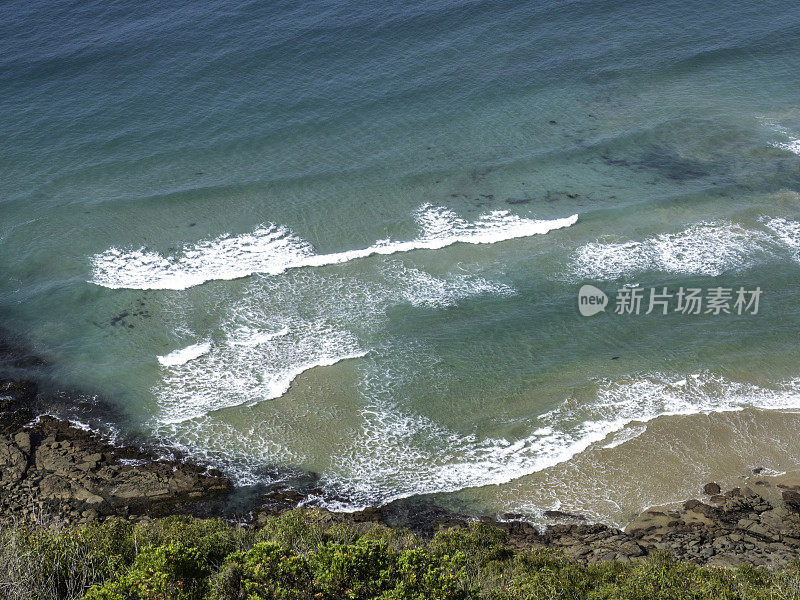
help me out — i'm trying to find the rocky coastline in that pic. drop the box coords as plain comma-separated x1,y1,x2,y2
5,375,800,569
0,378,232,524
3,332,800,569
250,474,800,569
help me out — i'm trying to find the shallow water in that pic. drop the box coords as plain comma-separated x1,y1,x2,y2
2,0,800,522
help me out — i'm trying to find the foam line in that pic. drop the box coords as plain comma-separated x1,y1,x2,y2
764,119,800,155
774,139,800,155
150,362,800,506
309,371,800,510
568,221,771,280
90,205,578,290
156,320,367,424
227,326,291,347
157,342,212,366
151,262,518,425
762,217,800,253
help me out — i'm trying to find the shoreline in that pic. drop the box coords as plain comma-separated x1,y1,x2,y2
3,329,800,569
4,373,800,569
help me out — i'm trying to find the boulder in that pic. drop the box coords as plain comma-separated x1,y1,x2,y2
782,490,800,513
544,509,587,522
0,435,28,485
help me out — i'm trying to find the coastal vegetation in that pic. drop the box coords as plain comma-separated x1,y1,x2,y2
2,510,800,600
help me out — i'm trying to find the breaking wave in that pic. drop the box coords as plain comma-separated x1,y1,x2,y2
90,205,578,290
568,221,769,280
310,371,800,510
157,342,212,366
567,215,800,281
151,262,519,424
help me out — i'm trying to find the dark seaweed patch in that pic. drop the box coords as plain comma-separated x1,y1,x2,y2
110,311,129,326
470,165,495,184
639,149,711,180
599,146,718,181
544,190,582,203
107,302,152,329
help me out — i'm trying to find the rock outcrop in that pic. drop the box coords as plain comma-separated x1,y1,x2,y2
500,477,800,568
0,378,231,525
265,477,800,569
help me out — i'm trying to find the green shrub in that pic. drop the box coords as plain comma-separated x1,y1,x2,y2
207,541,314,600
356,524,420,553
486,549,592,600
4,514,800,600
212,528,477,600
597,551,735,600
82,541,210,600
133,516,250,567
383,547,476,600
256,510,327,555
431,523,513,589
310,537,396,599
0,519,137,600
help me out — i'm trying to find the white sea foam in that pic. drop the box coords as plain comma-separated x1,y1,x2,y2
151,261,518,425
90,205,578,290
157,413,308,487
149,330,800,503
137,205,800,502
157,342,212,367
93,225,314,290
760,117,800,155
393,265,515,308
568,221,772,280
309,370,800,510
600,424,647,449
156,320,367,424
762,217,800,253
750,467,787,477
118,458,149,467
774,139,800,155
227,326,290,347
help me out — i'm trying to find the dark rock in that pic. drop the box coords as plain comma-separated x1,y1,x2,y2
502,512,526,521
0,375,232,526
703,482,721,495
544,509,587,522
782,490,800,513
351,506,381,522
683,499,705,511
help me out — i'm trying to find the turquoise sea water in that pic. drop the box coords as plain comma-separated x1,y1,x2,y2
2,0,800,524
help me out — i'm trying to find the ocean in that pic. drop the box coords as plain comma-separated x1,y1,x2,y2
2,0,800,525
